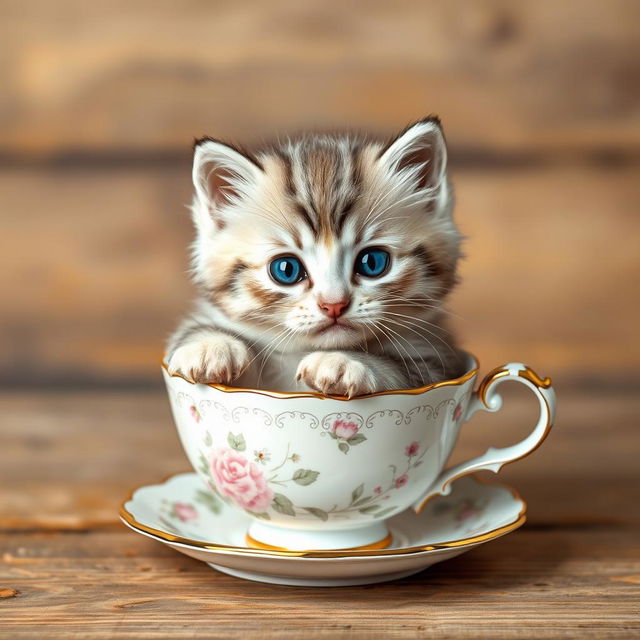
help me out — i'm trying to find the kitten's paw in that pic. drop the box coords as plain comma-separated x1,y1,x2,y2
167,334,250,384
296,352,378,398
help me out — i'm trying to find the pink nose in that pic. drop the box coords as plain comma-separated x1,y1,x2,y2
318,299,350,319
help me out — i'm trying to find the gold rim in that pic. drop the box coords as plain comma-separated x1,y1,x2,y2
160,352,479,401
477,364,554,466
119,474,526,558
245,531,394,552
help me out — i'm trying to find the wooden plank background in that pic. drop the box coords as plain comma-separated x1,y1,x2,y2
1,0,639,388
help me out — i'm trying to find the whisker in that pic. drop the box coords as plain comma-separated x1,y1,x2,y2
376,320,430,384
256,327,295,386
245,325,289,369
362,319,412,383
378,316,446,374
361,319,386,354
378,311,456,353
367,318,423,384
380,297,463,321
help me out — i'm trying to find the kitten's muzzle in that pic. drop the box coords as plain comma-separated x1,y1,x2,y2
317,299,350,319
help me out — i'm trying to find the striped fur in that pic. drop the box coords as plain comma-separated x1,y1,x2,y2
167,118,465,396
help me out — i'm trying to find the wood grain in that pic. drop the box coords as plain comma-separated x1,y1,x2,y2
2,163,638,385
0,389,638,638
1,530,638,638
1,0,639,157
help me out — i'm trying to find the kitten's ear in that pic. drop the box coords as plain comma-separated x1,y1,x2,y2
192,137,263,226
378,117,447,192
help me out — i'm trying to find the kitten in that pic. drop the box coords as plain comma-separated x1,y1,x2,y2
166,117,465,397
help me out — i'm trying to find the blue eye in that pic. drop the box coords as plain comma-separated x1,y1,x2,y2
269,256,306,285
354,248,390,278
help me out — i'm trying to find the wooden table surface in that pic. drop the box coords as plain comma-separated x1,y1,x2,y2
1,385,638,638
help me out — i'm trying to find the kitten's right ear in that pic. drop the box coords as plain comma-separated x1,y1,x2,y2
192,137,263,227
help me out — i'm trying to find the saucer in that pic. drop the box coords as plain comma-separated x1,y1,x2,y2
120,473,525,587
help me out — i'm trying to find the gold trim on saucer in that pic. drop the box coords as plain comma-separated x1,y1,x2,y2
245,532,393,553
160,353,479,401
118,474,526,559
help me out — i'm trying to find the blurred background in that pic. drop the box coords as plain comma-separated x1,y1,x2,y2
1,0,639,391
1,4,640,628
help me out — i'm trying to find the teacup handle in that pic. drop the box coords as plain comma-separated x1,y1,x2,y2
412,362,556,513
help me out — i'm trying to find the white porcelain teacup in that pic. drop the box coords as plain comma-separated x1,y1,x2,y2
163,353,555,551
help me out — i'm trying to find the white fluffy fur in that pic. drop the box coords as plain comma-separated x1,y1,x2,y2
168,119,465,397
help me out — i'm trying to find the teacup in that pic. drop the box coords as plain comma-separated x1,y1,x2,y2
162,352,555,551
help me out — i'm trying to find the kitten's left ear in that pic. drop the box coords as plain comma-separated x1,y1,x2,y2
192,137,263,227
378,117,447,192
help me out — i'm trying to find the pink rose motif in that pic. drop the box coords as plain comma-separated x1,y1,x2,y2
332,419,359,439
173,502,198,522
189,405,201,423
210,447,274,512
405,441,420,457
394,474,409,489
457,500,479,523
374,486,382,495
453,402,463,422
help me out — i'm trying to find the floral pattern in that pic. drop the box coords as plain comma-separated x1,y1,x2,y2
327,417,367,454
157,488,223,535
254,448,271,465
210,447,275,513
193,422,430,522
172,502,198,522
432,496,488,534
175,388,471,523
405,441,420,457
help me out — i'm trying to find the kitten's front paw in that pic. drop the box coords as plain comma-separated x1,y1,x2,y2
296,352,378,398
167,334,250,384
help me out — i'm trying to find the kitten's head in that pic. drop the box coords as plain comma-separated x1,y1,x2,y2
189,118,460,352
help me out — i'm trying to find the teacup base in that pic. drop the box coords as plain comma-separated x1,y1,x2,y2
246,521,392,552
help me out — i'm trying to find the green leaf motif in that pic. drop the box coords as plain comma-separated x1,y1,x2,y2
358,504,382,514
227,432,246,452
198,452,211,478
204,431,213,447
303,507,329,522
272,493,296,517
208,482,229,503
352,496,373,508
347,433,367,446
292,469,320,486
376,506,396,518
246,510,271,521
351,483,364,503
338,442,350,454
194,489,222,515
